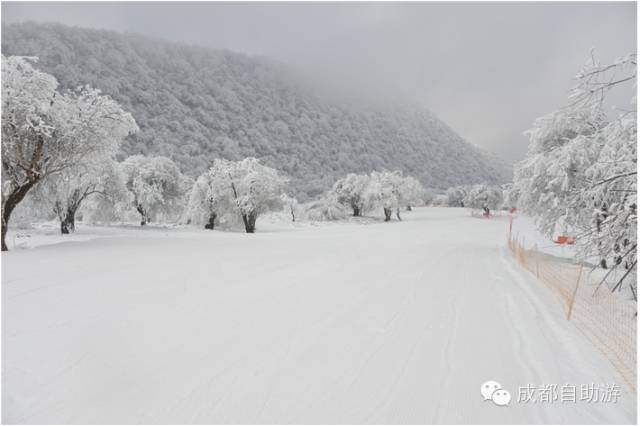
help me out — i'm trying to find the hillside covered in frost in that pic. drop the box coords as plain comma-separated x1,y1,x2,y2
2,22,510,199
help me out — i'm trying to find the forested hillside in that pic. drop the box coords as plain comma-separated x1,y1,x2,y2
2,22,510,199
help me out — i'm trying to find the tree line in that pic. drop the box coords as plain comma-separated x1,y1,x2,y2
444,184,505,213
1,55,430,251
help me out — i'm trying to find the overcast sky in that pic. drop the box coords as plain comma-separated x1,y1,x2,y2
2,1,636,162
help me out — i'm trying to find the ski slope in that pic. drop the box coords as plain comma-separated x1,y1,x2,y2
2,207,636,423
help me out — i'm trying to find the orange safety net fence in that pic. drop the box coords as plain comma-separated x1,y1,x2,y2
507,234,637,393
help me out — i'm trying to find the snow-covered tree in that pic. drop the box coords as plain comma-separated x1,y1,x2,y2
43,161,130,233
432,193,449,207
280,193,300,222
206,158,287,233
1,55,137,249
80,163,133,224
121,155,189,226
513,104,607,236
366,170,404,221
422,188,438,206
36,87,137,234
398,175,425,210
446,186,469,207
502,183,519,210
462,184,504,214
580,112,637,277
2,56,58,250
332,173,371,216
185,169,235,230
513,51,636,294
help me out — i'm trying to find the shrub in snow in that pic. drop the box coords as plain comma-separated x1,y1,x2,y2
513,51,636,294
303,192,348,221
121,155,190,226
1,55,137,248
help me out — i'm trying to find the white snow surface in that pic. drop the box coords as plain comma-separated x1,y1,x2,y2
2,207,636,424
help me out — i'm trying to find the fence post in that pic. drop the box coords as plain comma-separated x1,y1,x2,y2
567,264,583,320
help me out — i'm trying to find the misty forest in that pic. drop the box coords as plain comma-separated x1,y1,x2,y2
1,13,637,426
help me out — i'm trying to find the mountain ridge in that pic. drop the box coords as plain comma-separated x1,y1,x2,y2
2,22,511,199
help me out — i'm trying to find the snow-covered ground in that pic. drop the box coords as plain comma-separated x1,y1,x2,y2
2,207,636,424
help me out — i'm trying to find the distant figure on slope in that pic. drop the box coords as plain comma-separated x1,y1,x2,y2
482,204,491,218
396,207,402,221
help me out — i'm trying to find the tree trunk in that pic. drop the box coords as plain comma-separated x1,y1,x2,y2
242,211,258,233
2,136,46,251
60,219,71,234
1,179,41,251
60,209,76,234
1,220,7,252
136,204,149,226
352,205,361,217
204,212,217,230
383,208,392,222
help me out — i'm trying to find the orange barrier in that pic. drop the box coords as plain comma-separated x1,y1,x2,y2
554,235,576,245
507,234,637,393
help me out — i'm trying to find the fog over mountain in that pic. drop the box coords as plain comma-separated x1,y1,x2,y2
2,22,510,199
2,2,635,163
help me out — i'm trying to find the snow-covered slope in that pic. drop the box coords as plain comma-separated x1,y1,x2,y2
2,208,635,423
1,23,511,199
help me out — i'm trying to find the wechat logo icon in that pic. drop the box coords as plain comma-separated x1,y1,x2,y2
481,380,511,406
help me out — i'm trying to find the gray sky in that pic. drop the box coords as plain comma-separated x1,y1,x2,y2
2,1,636,162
